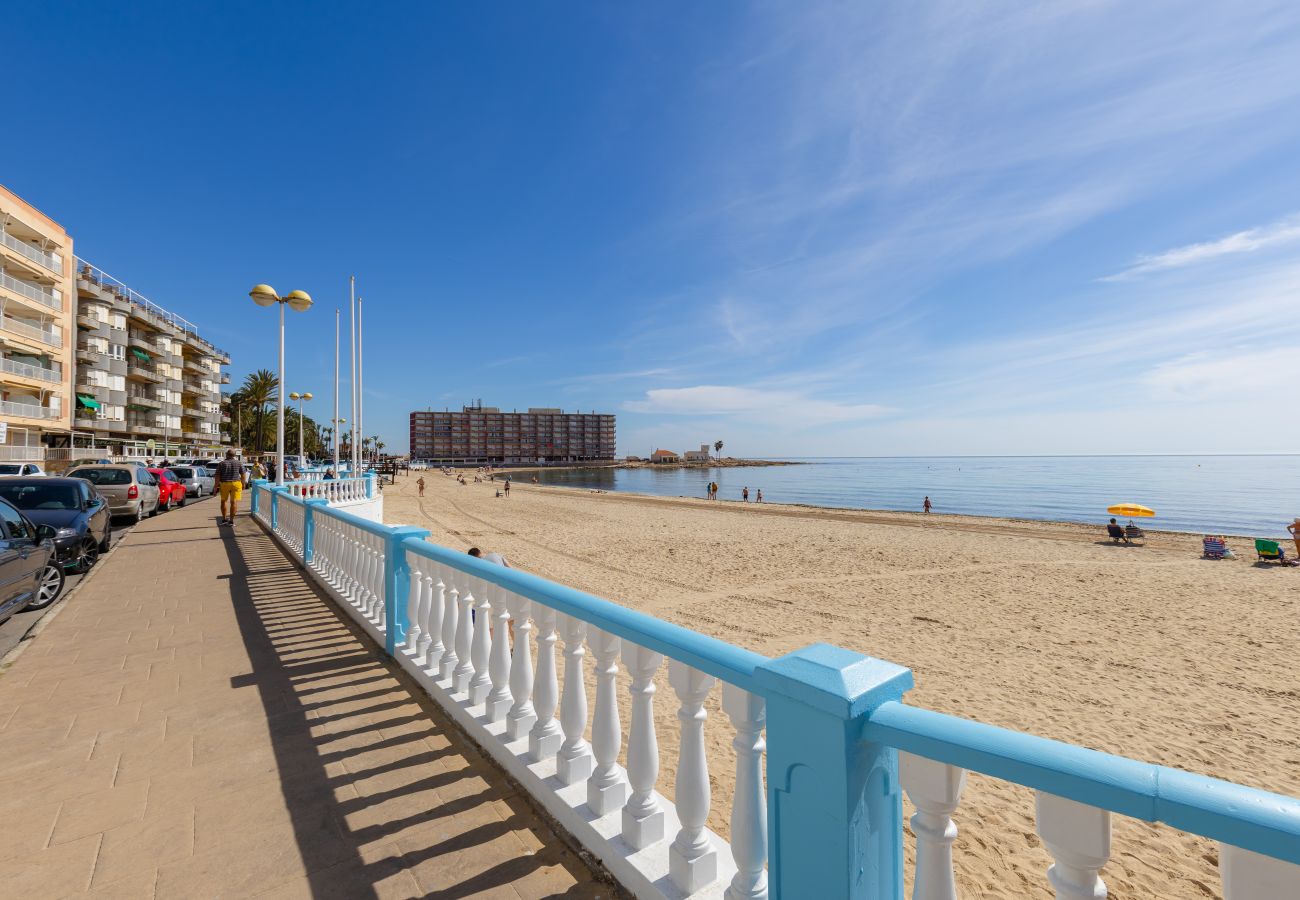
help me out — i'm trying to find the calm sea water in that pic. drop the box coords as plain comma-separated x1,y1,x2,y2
519,456,1300,537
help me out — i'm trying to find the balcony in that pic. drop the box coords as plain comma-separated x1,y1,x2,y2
1,316,62,348
75,344,104,365
0,230,63,275
0,445,46,461
181,379,205,395
126,362,164,383
0,270,61,312
127,393,162,409
220,372,230,384
0,356,60,384
182,357,206,374
73,414,99,429
0,399,56,420
76,311,104,330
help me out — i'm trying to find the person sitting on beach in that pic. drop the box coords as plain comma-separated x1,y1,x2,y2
468,547,511,568
1107,518,1126,543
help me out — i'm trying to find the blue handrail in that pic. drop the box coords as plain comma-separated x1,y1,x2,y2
403,537,768,690
865,701,1300,865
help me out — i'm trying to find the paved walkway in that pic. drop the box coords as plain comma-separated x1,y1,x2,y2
0,497,608,899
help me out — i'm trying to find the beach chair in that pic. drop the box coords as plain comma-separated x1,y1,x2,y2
1106,522,1125,542
1124,523,1145,544
1202,537,1226,559
1255,539,1286,563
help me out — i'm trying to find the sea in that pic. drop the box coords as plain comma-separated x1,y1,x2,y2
518,456,1300,538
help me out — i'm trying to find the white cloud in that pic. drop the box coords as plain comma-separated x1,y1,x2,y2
1105,215,1300,280
626,385,888,427
1142,346,1300,400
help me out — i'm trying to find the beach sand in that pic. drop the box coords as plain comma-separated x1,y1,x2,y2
386,471,1299,899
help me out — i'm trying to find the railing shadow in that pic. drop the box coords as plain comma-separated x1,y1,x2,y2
215,516,604,898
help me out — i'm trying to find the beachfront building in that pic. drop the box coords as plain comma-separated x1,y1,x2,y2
0,185,75,465
71,259,230,461
683,444,711,462
650,448,679,463
409,404,616,465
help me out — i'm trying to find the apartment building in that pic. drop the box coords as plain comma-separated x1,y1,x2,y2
72,259,229,459
410,404,616,464
0,185,74,463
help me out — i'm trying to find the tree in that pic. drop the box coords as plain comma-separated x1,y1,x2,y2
239,369,278,455
714,440,724,458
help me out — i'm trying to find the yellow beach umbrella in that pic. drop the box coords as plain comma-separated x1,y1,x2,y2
1107,503,1155,518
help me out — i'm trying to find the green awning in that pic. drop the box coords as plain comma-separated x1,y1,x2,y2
130,348,151,362
76,393,101,410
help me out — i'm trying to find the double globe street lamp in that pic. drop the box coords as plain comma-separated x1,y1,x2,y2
249,284,313,485
289,391,313,460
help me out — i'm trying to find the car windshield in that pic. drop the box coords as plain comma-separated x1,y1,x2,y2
0,465,21,475
171,467,193,478
69,468,132,486
0,483,80,510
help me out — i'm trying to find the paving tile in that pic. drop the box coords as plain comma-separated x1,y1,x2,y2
0,832,101,897
74,867,159,899
92,807,192,887
50,778,150,846
0,798,63,862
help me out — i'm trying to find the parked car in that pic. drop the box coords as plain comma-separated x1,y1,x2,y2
167,465,214,499
0,463,47,477
147,468,187,511
0,478,111,572
0,497,64,621
66,465,161,523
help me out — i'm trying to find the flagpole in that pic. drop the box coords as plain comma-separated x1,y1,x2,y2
333,306,340,470
349,275,357,473
358,296,364,469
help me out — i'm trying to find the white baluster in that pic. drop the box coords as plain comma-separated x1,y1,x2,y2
723,684,767,900
1036,791,1110,899
421,569,444,671
485,588,513,720
452,581,476,694
899,753,966,900
586,627,626,815
505,595,537,741
556,614,593,784
529,605,563,760
669,660,718,893
468,586,493,706
404,562,425,655
438,579,460,682
1220,843,1300,899
621,644,664,848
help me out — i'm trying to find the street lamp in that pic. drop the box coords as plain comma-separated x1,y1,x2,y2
250,284,312,484
289,391,313,459
334,417,346,468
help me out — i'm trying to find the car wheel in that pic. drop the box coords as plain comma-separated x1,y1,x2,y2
135,503,146,524
99,528,112,553
159,495,170,514
29,563,65,610
177,492,186,508
79,537,100,572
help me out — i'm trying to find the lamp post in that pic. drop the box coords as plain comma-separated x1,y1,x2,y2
249,284,313,485
289,391,313,460
334,417,346,468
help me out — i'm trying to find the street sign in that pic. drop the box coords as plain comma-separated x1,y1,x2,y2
146,438,156,450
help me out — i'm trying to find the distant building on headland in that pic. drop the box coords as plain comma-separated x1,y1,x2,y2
650,448,680,463
683,444,711,462
409,403,615,465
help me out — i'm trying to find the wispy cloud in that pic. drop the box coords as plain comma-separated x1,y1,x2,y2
626,385,888,427
1104,214,1300,280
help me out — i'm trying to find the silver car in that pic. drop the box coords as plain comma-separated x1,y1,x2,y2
66,465,161,523
168,465,214,498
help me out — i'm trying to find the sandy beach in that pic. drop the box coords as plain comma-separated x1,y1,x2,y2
385,470,1299,899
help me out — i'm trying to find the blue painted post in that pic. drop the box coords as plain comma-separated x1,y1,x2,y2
269,486,287,531
365,471,377,498
303,499,328,565
754,644,914,900
382,527,430,655
250,478,268,516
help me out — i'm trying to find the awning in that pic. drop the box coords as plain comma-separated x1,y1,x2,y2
130,348,151,362
76,393,101,410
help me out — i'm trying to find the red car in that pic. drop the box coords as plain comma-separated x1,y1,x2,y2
147,467,187,512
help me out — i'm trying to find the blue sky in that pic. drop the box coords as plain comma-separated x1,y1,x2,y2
7,2,1300,456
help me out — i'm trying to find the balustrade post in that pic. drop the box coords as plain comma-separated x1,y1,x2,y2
439,579,460,683
1035,792,1109,900
529,605,563,760
753,644,913,900
1220,844,1300,899
251,478,267,516
382,529,430,656
269,485,287,530
468,587,493,705
404,561,427,656
587,627,626,815
420,569,445,671
899,753,967,900
621,644,664,848
452,581,476,694
556,614,593,784
669,660,718,893
723,683,768,900
485,588,514,720
366,471,376,498
505,596,536,740
302,499,327,566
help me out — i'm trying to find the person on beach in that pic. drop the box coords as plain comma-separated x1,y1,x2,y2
214,449,247,526
923,496,932,513
468,547,511,567
417,476,425,497
756,489,763,503
1289,518,1300,557
504,478,511,497
324,469,337,481
1107,518,1127,543
743,486,749,502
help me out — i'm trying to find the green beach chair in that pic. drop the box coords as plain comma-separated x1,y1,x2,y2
1254,539,1285,563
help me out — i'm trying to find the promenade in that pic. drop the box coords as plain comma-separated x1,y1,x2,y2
0,497,607,899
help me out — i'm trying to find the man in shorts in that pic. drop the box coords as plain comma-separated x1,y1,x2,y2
215,449,247,525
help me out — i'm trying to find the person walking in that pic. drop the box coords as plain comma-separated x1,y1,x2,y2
756,489,763,503
214,449,247,526
923,496,932,514
742,486,749,502
417,476,426,497
503,478,511,497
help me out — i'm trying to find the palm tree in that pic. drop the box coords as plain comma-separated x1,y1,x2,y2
375,439,386,462
239,369,278,455
371,435,380,464
714,440,724,458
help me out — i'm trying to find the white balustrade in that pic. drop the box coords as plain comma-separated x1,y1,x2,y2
404,563,425,655
722,684,767,900
468,587,493,705
505,596,536,740
899,753,966,900
438,579,460,682
622,644,665,848
420,566,444,671
1036,791,1110,900
556,614,593,784
1220,844,1300,899
485,588,514,721
452,578,476,694
587,627,626,815
670,660,718,893
529,604,563,760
